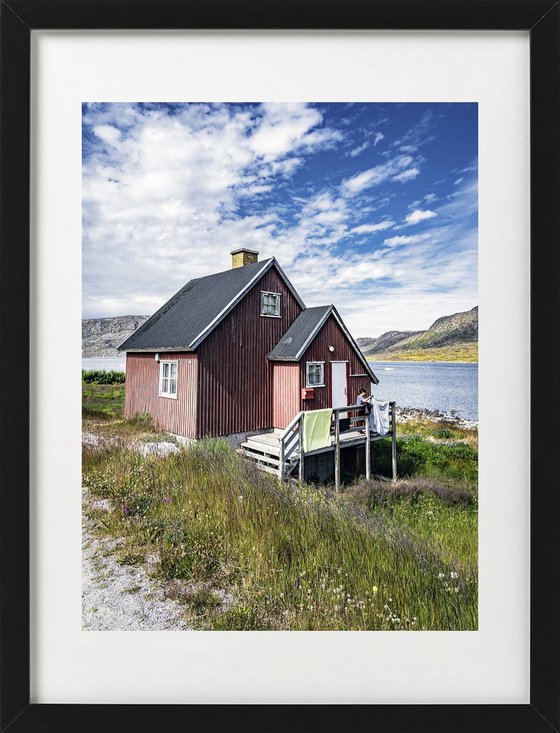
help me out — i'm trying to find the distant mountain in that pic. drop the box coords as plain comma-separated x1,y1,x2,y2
82,315,149,357
357,330,420,353
83,306,478,362
359,306,478,362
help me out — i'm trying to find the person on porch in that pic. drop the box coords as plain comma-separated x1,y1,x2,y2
357,387,372,433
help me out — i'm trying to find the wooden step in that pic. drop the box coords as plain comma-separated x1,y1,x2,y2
237,448,280,468
243,440,282,457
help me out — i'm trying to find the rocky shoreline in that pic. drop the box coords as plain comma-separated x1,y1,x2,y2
395,406,478,430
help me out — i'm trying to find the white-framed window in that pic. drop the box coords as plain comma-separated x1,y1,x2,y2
159,360,178,398
306,361,325,387
260,291,281,317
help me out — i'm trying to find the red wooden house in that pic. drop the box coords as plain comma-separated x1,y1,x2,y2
120,248,378,439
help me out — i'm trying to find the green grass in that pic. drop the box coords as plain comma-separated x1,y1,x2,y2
83,440,478,631
345,480,477,572
82,380,478,630
82,383,125,420
398,418,478,446
374,436,478,485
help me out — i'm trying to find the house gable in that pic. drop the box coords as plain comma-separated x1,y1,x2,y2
119,257,305,353
269,306,378,384
195,266,304,437
297,311,378,412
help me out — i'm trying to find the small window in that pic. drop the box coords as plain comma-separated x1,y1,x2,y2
159,360,178,398
261,291,281,317
306,362,325,387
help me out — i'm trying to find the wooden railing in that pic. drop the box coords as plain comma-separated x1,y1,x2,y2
278,402,397,486
278,410,304,479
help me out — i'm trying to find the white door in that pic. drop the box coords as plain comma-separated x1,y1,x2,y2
331,362,348,410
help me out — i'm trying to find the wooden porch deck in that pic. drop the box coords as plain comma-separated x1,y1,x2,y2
246,427,391,457
237,402,397,489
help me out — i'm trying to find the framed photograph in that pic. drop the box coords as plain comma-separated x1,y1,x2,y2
1,1,558,730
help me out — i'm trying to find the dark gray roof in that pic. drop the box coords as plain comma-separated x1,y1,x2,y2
268,306,332,360
120,258,304,351
268,304,378,384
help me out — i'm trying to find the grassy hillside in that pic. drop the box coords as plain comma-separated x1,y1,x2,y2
83,440,477,631
361,306,478,362
369,341,478,363
83,378,478,631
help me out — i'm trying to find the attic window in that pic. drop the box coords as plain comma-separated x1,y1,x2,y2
261,291,281,318
159,361,178,399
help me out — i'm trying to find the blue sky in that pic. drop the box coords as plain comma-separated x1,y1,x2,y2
82,102,477,336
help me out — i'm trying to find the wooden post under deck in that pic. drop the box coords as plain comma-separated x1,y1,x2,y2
365,412,371,480
278,437,284,480
298,416,304,483
391,401,397,480
334,412,341,492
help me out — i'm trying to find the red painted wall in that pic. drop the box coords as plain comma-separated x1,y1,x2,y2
272,363,300,429
196,267,303,437
298,314,371,412
124,352,198,437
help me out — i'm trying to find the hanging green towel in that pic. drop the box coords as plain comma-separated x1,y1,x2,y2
302,409,333,453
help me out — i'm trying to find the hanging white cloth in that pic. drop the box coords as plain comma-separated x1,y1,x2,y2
368,398,390,436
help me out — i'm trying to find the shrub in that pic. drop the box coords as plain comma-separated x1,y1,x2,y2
82,369,125,384
127,412,154,429
375,435,478,484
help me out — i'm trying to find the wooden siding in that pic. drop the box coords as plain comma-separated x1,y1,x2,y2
124,352,198,437
272,363,300,429
196,267,303,437
298,315,370,412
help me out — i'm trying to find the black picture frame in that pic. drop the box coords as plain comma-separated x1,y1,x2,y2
1,1,558,730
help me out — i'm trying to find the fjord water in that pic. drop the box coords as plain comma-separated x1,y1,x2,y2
82,358,478,421
83,357,126,372
370,361,478,420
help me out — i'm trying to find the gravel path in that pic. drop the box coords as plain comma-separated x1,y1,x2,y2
82,506,191,631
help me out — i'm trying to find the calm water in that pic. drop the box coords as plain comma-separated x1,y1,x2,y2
83,357,126,372
370,361,478,420
82,358,478,421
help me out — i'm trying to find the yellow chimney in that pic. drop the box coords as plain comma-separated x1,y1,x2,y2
231,248,259,268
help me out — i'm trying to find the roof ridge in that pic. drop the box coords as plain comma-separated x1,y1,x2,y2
193,257,273,282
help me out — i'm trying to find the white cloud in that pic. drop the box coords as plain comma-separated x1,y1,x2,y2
404,209,437,226
373,132,385,146
348,141,370,157
393,167,420,183
93,124,121,146
341,155,416,196
453,176,465,185
383,234,426,248
453,162,478,174
249,103,341,159
352,219,395,234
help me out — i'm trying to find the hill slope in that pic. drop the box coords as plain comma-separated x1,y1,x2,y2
357,330,420,354
82,316,149,357
82,307,478,362
361,307,478,362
